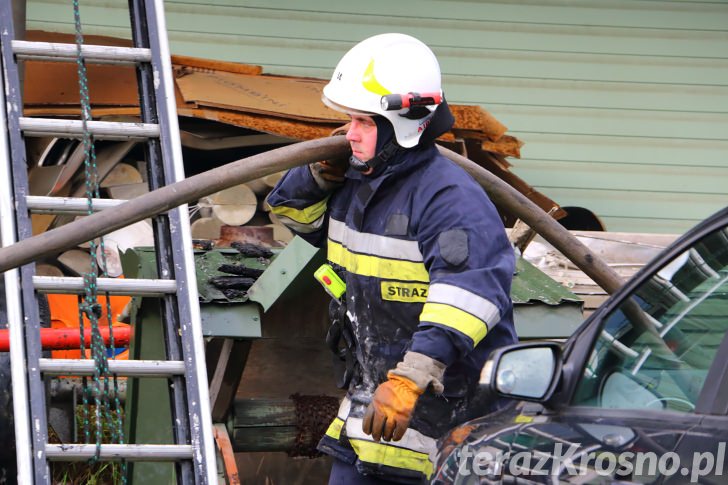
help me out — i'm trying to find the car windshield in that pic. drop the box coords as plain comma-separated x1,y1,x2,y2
572,226,728,412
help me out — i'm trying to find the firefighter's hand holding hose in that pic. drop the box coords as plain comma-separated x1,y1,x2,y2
363,351,445,442
310,124,350,190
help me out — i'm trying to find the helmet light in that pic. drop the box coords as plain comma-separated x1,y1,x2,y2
380,91,443,111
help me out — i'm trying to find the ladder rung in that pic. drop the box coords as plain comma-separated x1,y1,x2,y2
39,358,186,377
45,444,193,461
33,276,176,296
19,118,160,141
12,40,152,65
27,196,126,215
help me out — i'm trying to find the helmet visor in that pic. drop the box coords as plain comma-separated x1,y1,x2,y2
321,94,377,118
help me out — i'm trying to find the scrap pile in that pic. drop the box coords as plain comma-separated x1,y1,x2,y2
23,31,563,249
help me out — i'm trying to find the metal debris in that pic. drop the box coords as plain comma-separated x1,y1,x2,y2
208,276,256,290
231,241,274,259
217,263,264,278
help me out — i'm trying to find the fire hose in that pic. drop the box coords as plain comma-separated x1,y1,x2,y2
0,136,624,294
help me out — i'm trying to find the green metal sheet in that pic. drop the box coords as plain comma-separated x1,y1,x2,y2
511,257,583,339
121,239,583,339
511,257,582,306
247,236,324,311
194,248,273,304
119,247,266,338
200,302,260,338
124,297,177,485
514,303,583,340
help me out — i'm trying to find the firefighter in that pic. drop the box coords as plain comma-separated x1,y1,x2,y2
267,33,517,484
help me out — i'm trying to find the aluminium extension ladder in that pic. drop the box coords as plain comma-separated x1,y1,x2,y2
0,1,217,483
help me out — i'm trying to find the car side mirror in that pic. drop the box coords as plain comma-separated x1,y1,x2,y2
480,342,562,401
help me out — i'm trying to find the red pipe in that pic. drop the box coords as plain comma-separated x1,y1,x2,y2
0,326,130,351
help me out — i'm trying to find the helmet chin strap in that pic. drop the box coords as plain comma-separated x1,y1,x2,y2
349,140,401,175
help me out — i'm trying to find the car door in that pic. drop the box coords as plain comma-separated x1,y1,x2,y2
547,208,728,483
434,208,728,484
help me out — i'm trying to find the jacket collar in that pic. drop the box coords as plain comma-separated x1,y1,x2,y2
344,143,436,182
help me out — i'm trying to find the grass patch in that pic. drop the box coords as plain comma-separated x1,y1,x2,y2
49,404,126,485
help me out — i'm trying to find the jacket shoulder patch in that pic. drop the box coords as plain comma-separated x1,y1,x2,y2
438,229,469,266
385,213,409,236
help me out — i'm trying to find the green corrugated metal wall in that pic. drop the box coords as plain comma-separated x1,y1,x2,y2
27,0,728,234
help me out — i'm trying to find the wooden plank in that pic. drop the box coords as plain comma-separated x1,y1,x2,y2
537,187,725,230
437,51,728,86
598,217,704,235
160,3,728,57
513,159,728,196
168,0,728,31
577,293,609,310
190,217,224,240
499,106,728,141
521,133,728,168
522,230,677,308
101,163,143,187
29,2,728,59
233,399,296,427
203,184,258,227
231,427,296,452
106,183,149,200
453,81,728,114
57,249,94,276
208,339,251,422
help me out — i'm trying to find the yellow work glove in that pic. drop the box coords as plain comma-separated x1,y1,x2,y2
362,373,423,442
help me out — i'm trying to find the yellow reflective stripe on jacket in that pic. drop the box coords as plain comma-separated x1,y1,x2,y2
349,439,434,478
269,197,328,225
325,417,344,440
328,240,429,283
420,302,488,345
427,282,501,327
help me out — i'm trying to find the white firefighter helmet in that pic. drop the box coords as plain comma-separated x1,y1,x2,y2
322,33,443,148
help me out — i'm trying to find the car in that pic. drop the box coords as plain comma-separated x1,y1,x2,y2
433,206,728,484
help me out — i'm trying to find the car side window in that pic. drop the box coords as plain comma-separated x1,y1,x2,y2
572,227,728,413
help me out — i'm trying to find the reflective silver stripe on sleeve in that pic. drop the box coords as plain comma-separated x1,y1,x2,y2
337,396,351,420
345,416,438,462
328,218,423,262
274,213,325,234
427,282,501,328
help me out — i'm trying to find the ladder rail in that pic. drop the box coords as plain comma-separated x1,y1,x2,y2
0,0,218,482
147,1,217,482
0,46,33,485
0,3,52,481
128,0,195,482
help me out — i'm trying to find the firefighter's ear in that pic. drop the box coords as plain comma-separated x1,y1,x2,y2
438,229,468,266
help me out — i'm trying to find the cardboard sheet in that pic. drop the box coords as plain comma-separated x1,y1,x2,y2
176,70,347,123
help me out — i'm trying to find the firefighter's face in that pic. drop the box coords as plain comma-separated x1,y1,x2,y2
346,115,377,162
